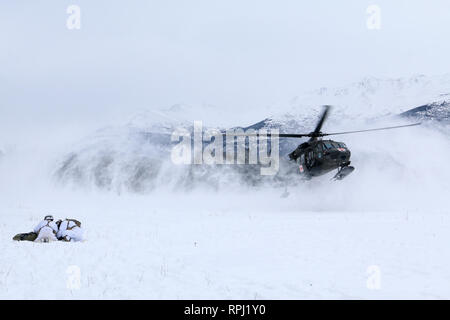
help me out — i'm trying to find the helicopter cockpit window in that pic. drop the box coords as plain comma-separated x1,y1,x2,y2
330,142,339,148
323,142,333,149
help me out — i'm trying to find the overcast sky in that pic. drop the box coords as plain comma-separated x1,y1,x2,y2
1,0,450,129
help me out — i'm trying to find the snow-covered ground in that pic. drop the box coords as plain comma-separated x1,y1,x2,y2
1,74,449,299
1,189,450,299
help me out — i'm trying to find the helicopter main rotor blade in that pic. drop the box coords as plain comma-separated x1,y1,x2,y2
226,122,421,139
312,105,331,135
322,122,421,136
226,132,311,138
278,133,311,138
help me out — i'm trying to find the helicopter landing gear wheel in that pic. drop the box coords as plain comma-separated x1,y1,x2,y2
332,165,355,181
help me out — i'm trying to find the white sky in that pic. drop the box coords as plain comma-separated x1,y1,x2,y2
1,0,450,129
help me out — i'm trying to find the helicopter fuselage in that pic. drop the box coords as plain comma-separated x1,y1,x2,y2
272,105,419,180
289,139,351,177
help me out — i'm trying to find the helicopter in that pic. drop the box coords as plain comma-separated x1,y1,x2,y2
240,105,421,180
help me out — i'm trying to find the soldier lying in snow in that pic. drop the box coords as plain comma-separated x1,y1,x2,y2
34,215,59,242
13,215,84,242
56,218,84,242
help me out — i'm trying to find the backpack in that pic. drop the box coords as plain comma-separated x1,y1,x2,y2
66,219,82,230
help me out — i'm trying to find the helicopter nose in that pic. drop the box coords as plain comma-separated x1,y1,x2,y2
328,149,350,162
330,151,345,160
341,150,351,162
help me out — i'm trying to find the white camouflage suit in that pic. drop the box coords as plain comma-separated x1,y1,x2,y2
33,219,59,242
56,219,84,242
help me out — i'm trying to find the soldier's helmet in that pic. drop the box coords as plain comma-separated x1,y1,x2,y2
44,215,54,221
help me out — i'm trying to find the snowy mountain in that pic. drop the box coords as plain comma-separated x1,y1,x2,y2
400,100,450,123
284,74,450,119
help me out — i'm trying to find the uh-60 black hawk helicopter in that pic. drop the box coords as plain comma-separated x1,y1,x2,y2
243,105,421,180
